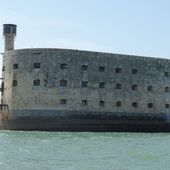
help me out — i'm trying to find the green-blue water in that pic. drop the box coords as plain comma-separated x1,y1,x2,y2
0,131,170,170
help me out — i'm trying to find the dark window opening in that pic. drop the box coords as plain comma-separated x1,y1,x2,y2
132,69,138,74
33,79,40,86
99,66,105,72
166,104,170,108
132,102,138,108
99,82,105,88
12,80,17,86
148,85,153,92
81,65,88,71
165,87,169,92
132,84,137,91
148,103,153,108
115,68,122,73
60,63,68,70
60,80,67,86
116,83,122,90
60,99,67,105
82,100,88,106
33,63,41,69
116,101,122,107
165,72,169,77
13,64,18,69
2,66,5,71
99,100,105,107
81,81,88,88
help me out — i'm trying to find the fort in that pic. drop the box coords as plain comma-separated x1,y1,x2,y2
1,24,170,131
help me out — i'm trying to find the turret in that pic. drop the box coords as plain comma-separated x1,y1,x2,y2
3,24,17,52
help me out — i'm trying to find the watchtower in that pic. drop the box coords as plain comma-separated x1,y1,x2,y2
3,24,17,51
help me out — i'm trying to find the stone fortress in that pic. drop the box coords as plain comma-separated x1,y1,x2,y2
1,24,170,131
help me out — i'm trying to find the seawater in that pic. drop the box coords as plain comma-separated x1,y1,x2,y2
0,131,170,170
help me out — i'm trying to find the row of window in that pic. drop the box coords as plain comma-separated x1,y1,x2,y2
12,79,170,92
5,63,170,77
59,99,170,109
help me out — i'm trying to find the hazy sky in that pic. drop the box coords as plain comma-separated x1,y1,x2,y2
0,0,170,59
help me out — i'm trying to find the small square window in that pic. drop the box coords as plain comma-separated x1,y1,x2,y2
116,101,122,107
132,84,137,91
60,63,68,70
148,85,153,92
33,63,41,69
132,102,138,108
82,100,88,106
13,64,18,69
99,66,105,72
99,101,105,107
99,82,105,88
132,69,137,74
165,104,170,108
81,65,88,71
12,80,17,86
165,72,169,77
60,99,67,105
116,83,122,90
115,68,122,73
148,103,153,108
60,80,67,86
165,87,169,92
81,81,88,88
33,79,40,86
165,104,170,109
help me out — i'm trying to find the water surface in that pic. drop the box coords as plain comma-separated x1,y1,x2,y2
0,131,170,170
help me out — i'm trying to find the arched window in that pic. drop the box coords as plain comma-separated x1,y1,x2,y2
99,101,105,107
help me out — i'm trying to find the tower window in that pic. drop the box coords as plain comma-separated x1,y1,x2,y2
33,79,40,86
132,102,138,108
132,84,137,91
115,68,122,73
82,100,88,106
165,104,170,108
81,81,88,88
81,65,88,71
148,103,153,108
165,72,169,77
60,80,67,86
33,63,41,69
60,99,67,105
116,83,122,90
99,82,105,88
116,101,122,107
2,66,5,71
13,64,18,69
99,66,105,72
99,101,105,107
148,85,153,92
12,80,17,86
132,69,137,74
60,63,68,70
165,87,169,92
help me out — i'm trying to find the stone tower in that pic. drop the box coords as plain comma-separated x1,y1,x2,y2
3,24,17,51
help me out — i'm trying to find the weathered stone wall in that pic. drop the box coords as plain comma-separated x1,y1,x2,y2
2,48,170,115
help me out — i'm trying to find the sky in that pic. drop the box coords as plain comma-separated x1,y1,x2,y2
0,0,170,60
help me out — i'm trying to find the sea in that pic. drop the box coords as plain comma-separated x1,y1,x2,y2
0,131,170,170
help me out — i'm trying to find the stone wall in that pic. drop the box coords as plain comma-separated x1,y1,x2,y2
2,48,170,115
